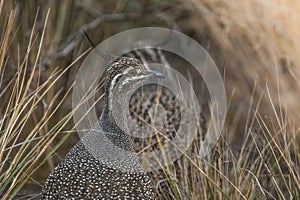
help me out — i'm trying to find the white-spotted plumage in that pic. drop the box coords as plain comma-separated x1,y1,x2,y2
41,57,156,199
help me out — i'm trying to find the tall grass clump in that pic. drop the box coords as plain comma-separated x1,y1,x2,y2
0,8,87,199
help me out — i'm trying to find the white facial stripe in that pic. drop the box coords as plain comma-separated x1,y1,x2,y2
120,75,147,86
110,73,123,91
122,66,135,74
120,77,133,87
110,66,148,92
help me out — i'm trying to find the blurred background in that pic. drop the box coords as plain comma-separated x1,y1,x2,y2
0,0,299,199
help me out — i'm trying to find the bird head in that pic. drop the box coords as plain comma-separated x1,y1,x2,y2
104,57,163,94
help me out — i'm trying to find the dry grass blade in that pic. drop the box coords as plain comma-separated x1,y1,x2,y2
0,10,13,74
0,7,90,198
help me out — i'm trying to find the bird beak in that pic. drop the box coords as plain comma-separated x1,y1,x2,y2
145,70,164,79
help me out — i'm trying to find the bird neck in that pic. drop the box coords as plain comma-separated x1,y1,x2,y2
98,90,134,152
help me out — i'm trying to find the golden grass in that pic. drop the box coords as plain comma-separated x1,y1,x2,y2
0,6,87,199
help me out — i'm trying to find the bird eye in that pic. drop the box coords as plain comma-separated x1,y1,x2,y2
128,69,137,75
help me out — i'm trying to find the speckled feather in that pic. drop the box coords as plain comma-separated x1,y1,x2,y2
41,57,156,199
41,141,154,199
129,84,181,153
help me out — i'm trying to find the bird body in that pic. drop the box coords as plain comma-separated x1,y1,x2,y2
41,141,154,199
41,57,158,199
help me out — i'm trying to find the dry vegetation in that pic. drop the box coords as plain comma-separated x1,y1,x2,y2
0,0,299,199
